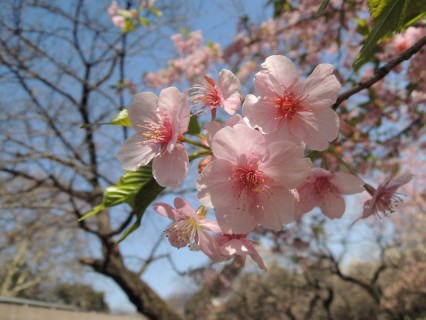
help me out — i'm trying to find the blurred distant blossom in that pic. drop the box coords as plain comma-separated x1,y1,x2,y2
145,31,223,87
391,27,425,54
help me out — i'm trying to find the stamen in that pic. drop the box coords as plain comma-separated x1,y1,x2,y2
138,115,172,147
271,86,307,121
230,165,273,210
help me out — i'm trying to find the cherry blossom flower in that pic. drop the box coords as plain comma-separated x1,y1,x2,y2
243,55,341,151
295,168,364,220
353,174,413,224
153,197,221,259
203,114,246,147
213,234,267,271
196,124,312,234
111,16,125,28
117,87,190,187
108,1,119,17
392,27,425,54
190,69,241,118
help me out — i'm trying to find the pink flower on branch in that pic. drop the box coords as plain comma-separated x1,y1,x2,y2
353,174,413,224
153,197,221,259
296,168,364,220
214,234,267,271
196,124,312,234
117,87,190,187
189,69,241,119
243,55,341,151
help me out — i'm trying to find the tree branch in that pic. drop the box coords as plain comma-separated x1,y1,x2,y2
333,36,426,109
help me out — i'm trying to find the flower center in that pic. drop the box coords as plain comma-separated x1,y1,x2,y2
231,166,271,199
274,91,304,120
166,218,198,247
313,177,337,198
141,115,173,147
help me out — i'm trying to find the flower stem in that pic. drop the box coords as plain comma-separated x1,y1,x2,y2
329,149,358,176
181,136,210,150
189,151,212,162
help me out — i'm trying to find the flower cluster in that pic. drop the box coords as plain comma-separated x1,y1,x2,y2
144,30,222,87
117,55,412,270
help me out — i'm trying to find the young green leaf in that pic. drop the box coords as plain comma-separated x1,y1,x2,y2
117,179,165,243
80,164,154,220
80,109,131,128
187,115,201,135
108,109,132,127
353,0,405,69
317,0,331,16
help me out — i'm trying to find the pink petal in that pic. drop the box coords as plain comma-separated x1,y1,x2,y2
330,172,364,195
264,125,304,147
217,69,241,114
152,202,184,221
225,114,245,126
254,55,300,97
158,87,188,151
196,159,236,208
256,187,296,229
385,174,413,190
320,192,345,219
197,230,221,260
204,121,224,146
204,115,245,147
153,144,188,187
260,141,312,189
220,239,247,255
242,239,267,271
243,94,279,133
166,221,189,248
215,205,258,234
295,185,318,218
290,107,339,151
129,92,159,133
200,220,222,233
303,64,341,109
173,197,198,219
117,133,157,170
220,239,267,271
211,125,266,166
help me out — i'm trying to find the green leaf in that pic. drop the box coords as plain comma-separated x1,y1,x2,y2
317,0,331,16
266,0,292,19
80,109,131,128
122,19,135,33
117,179,165,243
187,115,201,135
80,164,154,220
367,0,389,20
108,109,132,127
149,7,163,18
356,0,426,69
78,204,105,221
354,0,406,69
355,19,370,36
139,17,151,26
